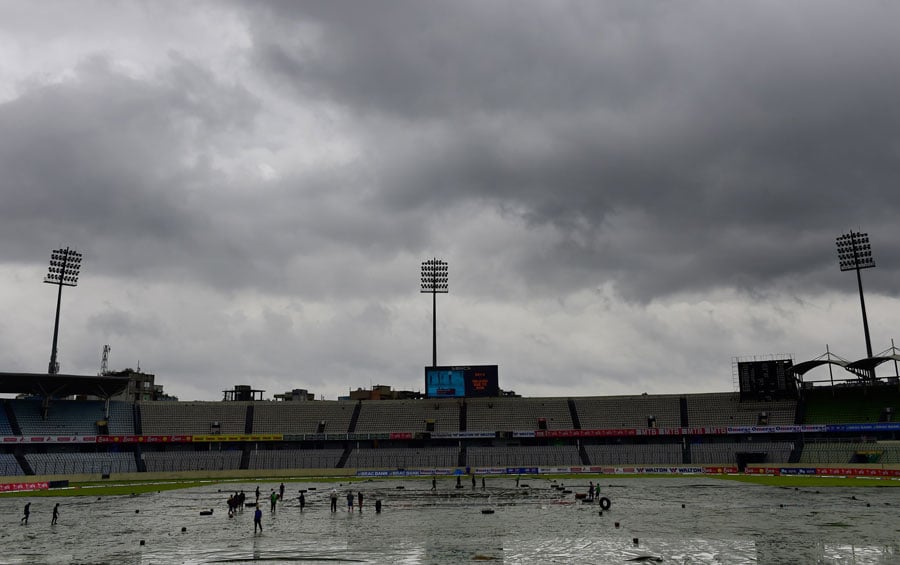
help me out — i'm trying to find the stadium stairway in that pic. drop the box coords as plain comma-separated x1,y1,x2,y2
347,402,361,433
458,446,467,468
789,441,803,464
794,396,806,425
578,443,590,465
133,445,146,472
459,401,467,432
4,400,23,436
567,398,581,430
240,445,251,470
337,447,352,468
679,397,689,427
132,403,143,435
14,449,33,476
245,405,254,434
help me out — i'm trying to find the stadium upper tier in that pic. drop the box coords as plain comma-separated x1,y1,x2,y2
0,386,898,477
5,389,894,436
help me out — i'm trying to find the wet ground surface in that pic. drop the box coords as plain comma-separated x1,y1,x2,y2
1,476,899,564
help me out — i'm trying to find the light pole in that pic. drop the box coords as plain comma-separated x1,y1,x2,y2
420,258,448,367
836,231,875,374
44,247,82,374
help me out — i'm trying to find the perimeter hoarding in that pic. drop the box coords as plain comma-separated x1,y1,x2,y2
425,365,499,398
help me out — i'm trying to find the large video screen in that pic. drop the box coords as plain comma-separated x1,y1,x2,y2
738,359,796,401
425,368,466,398
425,365,499,398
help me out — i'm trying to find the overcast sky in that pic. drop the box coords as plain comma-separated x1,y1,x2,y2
1,1,898,401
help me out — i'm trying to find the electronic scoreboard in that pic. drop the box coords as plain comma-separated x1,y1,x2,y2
425,365,499,398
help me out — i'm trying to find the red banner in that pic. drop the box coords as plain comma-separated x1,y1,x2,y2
747,466,900,478
0,482,49,492
96,435,192,444
535,429,638,438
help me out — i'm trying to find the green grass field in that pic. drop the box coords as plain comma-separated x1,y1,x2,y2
2,472,897,498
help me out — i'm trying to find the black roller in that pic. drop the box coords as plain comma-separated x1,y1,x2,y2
598,497,611,510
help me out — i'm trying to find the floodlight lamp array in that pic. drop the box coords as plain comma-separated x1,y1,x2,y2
835,232,875,272
44,247,83,286
420,259,449,293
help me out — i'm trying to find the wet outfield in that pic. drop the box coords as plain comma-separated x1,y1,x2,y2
1,476,899,564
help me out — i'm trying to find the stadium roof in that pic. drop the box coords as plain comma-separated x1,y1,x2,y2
791,347,900,381
0,372,129,398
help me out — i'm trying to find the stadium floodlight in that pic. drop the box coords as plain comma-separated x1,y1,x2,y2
44,247,83,374
835,231,875,365
420,258,449,367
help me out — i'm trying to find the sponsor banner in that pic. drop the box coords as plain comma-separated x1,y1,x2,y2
702,466,740,474
353,433,391,440
779,467,817,475
825,423,900,433
430,431,496,439
506,467,539,474
0,481,49,493
727,425,827,434
673,427,729,436
535,429,638,438
744,467,769,475
356,469,432,478
1,435,96,444
389,432,414,440
472,467,507,475
192,434,283,442
97,435,192,444
817,467,900,477
512,431,536,438
747,466,900,477
634,467,706,474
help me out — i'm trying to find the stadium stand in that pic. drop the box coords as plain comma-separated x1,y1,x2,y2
10,399,113,435
354,399,460,433
584,443,683,465
573,395,682,429
0,453,24,476
142,449,242,472
2,386,899,478
466,397,573,431
468,445,582,467
0,402,13,435
798,441,875,465
25,452,137,475
140,402,250,435
877,442,900,463
690,441,793,465
252,401,356,434
684,393,796,427
344,447,459,469
248,448,344,470
802,385,899,424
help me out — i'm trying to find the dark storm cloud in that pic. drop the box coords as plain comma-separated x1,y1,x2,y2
242,0,900,301
0,55,259,275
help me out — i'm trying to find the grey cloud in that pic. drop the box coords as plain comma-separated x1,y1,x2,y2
238,1,900,301
0,55,259,271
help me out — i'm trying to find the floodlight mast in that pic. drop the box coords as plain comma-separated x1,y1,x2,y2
420,258,448,368
44,247,82,374
835,231,875,372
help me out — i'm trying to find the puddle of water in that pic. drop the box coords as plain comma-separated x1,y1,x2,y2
1,477,898,564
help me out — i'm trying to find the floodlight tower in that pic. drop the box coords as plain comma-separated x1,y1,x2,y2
836,231,875,363
44,247,82,374
420,258,448,367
